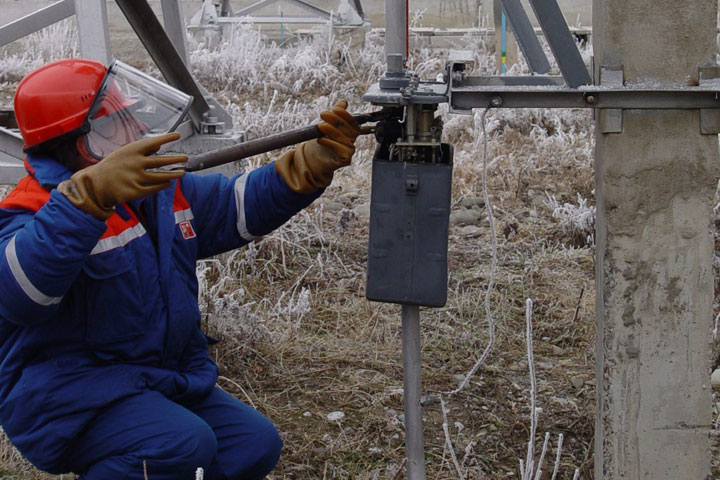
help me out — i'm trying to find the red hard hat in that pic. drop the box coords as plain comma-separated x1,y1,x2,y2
14,58,135,151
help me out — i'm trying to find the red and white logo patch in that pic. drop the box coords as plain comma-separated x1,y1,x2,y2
179,221,196,240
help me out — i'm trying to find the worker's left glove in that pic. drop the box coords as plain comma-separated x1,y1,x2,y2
275,100,362,194
58,133,187,220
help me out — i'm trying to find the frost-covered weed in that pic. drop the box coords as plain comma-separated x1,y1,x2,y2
546,193,596,247
190,23,343,97
277,287,312,324
197,258,271,346
0,19,78,82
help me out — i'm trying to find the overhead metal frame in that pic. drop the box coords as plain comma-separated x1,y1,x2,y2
217,16,331,24
190,0,367,30
526,0,592,87
496,0,592,86
0,0,75,46
448,75,720,111
0,0,243,184
114,0,212,128
160,0,190,66
235,0,331,20
75,0,112,65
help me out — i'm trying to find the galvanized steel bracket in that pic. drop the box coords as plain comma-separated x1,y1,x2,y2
598,65,624,134
699,65,720,134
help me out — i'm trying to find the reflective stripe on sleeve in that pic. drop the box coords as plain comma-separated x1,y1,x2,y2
4,236,63,306
174,208,194,224
234,173,258,241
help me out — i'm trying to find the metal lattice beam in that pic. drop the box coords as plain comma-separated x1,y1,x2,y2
0,127,25,185
527,0,591,87
160,0,189,65
499,0,551,74
235,0,331,20
0,0,74,47
75,0,111,65
114,0,211,128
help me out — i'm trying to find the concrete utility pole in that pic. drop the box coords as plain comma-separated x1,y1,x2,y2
593,1,719,479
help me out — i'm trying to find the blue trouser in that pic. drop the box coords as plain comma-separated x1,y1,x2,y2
65,387,282,480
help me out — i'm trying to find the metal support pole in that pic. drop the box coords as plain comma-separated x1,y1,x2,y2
75,0,111,65
160,0,189,65
402,304,426,480
385,0,407,67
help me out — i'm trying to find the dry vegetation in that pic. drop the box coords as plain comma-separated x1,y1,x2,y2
2,11,714,480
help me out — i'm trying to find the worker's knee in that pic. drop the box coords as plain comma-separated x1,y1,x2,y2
160,420,218,472
78,421,218,479
225,419,282,479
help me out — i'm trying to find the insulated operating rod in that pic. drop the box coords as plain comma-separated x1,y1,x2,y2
403,305,427,480
185,111,389,172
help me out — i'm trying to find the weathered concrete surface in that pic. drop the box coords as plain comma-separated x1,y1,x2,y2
593,1,719,479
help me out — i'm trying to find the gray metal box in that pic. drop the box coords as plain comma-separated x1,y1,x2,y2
366,150,453,307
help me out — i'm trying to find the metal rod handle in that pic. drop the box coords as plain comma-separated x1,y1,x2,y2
185,111,386,172
186,124,320,172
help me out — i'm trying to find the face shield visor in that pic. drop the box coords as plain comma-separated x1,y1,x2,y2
83,60,193,160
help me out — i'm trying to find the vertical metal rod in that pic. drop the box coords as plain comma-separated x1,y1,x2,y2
406,105,416,144
160,0,189,66
75,0,112,65
402,304,426,480
385,0,407,67
405,0,409,60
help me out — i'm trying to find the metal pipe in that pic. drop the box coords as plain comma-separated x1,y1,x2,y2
185,111,390,172
402,304,427,480
186,124,321,172
385,0,407,68
405,105,416,144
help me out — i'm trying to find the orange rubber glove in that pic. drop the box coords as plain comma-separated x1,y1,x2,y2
275,100,362,194
58,133,187,220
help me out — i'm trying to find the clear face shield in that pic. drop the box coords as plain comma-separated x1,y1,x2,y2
83,60,193,160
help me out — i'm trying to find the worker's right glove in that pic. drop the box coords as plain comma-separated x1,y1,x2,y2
275,100,362,194
58,133,187,220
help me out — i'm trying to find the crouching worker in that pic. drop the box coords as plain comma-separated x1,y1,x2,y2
0,58,361,479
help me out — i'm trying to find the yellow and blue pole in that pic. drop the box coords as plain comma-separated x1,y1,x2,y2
501,11,507,73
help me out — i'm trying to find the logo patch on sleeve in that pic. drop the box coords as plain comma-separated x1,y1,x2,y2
179,221,196,239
